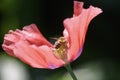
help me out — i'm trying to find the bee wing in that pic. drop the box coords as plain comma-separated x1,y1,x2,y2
49,37,58,40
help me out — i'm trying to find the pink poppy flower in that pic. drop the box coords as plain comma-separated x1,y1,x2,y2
2,1,102,69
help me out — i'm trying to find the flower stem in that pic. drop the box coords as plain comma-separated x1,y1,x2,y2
64,63,78,80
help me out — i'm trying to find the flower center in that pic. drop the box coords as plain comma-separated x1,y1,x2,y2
52,37,69,62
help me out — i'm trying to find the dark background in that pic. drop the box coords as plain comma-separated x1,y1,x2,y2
0,0,120,80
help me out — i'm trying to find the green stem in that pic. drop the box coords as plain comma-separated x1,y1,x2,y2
64,63,78,80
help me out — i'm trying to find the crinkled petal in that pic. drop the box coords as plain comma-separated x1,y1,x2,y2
74,1,84,16
13,40,64,69
31,45,65,69
14,41,49,68
63,1,102,61
2,44,14,56
2,24,53,58
2,30,23,56
63,18,80,61
20,24,52,46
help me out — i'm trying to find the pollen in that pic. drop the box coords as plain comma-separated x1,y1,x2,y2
52,37,69,62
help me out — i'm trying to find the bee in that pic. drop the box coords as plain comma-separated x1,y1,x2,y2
52,37,69,61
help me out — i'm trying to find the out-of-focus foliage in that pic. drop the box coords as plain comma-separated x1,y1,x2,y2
0,54,30,80
0,0,120,80
0,0,22,42
47,59,120,80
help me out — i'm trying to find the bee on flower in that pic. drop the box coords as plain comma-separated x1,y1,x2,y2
2,1,102,69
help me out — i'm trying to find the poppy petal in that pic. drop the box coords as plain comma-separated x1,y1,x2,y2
13,40,64,69
2,30,23,56
63,1,102,61
14,41,49,68
18,24,52,46
32,45,65,69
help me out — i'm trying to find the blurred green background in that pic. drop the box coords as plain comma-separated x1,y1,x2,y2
0,0,120,80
